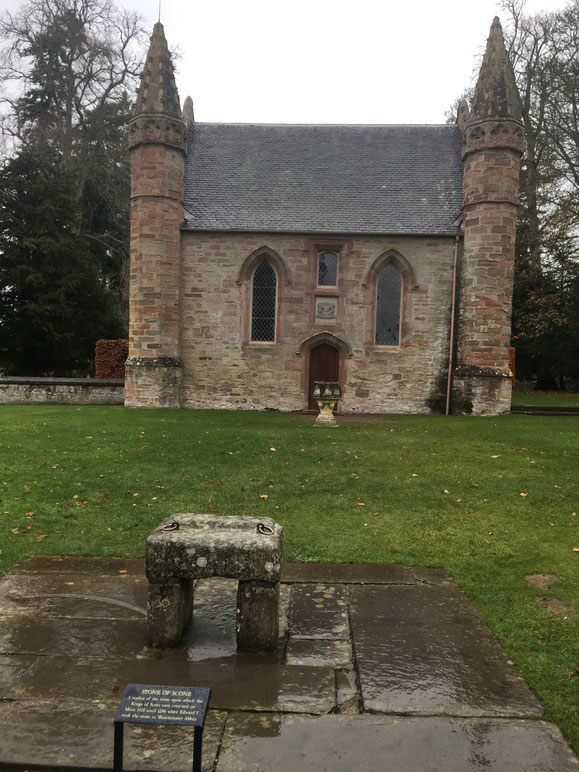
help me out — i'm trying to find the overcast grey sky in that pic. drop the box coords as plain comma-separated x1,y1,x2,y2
1,0,570,124
137,0,569,124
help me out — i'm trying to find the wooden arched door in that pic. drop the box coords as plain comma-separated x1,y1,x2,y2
308,344,339,409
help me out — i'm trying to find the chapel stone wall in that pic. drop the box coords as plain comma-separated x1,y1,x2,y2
179,232,456,414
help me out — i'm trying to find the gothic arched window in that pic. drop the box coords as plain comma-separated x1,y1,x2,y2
251,260,277,342
375,263,402,346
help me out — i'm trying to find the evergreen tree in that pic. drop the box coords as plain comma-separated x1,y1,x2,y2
0,151,123,374
0,0,145,374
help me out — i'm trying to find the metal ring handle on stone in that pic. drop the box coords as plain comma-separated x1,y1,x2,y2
162,521,180,531
256,523,274,535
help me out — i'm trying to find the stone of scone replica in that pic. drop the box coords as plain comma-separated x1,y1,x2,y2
146,514,283,651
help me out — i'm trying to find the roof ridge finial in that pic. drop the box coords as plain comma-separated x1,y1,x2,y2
469,16,522,123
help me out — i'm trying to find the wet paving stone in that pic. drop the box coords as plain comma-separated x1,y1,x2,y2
0,653,37,698
4,655,336,714
10,555,145,576
181,578,238,661
0,698,225,771
0,573,147,619
281,562,416,584
0,616,148,658
0,557,574,770
410,565,453,585
348,584,544,717
285,639,352,668
289,584,349,640
215,713,579,771
335,669,360,714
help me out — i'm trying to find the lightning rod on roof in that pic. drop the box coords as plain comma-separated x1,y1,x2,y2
158,0,161,22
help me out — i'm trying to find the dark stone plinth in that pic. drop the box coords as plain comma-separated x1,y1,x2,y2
145,514,283,652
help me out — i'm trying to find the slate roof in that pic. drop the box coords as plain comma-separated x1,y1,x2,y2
183,123,463,235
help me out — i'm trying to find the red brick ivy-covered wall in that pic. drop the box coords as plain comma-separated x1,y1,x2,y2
95,339,128,380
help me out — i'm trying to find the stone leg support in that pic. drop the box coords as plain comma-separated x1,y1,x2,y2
147,578,193,648
236,580,280,652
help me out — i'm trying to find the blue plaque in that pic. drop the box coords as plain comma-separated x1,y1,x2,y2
114,683,211,771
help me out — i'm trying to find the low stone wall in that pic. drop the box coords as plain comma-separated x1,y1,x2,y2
0,377,124,405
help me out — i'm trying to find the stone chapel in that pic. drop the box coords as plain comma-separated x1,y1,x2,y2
125,18,525,415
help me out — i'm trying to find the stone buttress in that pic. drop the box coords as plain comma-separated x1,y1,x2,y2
125,23,187,408
453,17,525,415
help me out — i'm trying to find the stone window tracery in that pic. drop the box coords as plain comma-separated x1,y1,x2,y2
251,260,277,342
375,263,402,346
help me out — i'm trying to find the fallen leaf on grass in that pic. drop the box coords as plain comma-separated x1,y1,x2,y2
269,448,276,452
569,668,579,678
119,570,127,574
573,548,579,552
259,494,269,500
11,529,18,534
444,489,450,494
36,535,48,541
549,522,555,526
472,483,479,488
26,511,34,517
490,455,499,459
520,493,528,497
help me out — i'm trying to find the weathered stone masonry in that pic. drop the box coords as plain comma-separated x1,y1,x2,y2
126,18,523,416
180,233,456,413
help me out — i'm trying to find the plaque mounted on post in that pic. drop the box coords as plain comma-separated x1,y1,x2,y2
113,683,211,772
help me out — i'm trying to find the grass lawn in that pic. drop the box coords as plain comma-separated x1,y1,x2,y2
0,406,578,748
512,391,579,407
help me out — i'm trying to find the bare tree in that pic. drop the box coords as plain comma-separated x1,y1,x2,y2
0,0,146,165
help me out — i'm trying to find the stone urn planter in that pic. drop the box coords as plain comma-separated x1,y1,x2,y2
313,381,341,426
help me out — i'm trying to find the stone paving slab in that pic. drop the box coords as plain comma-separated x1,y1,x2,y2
0,616,148,658
0,654,37,698
348,584,544,717
10,555,146,576
0,557,573,771
289,583,349,639
409,565,455,585
215,713,579,771
4,655,336,714
0,699,226,771
286,639,353,668
281,562,416,584
0,572,147,619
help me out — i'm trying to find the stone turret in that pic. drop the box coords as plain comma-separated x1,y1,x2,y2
453,17,525,415
125,23,187,408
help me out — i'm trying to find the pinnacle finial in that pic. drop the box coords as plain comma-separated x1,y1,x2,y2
133,23,182,118
470,17,522,123
182,96,194,127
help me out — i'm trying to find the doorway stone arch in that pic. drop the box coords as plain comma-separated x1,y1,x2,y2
298,332,352,410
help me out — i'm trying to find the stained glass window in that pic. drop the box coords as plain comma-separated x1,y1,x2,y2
318,251,338,286
251,260,277,342
375,264,401,346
